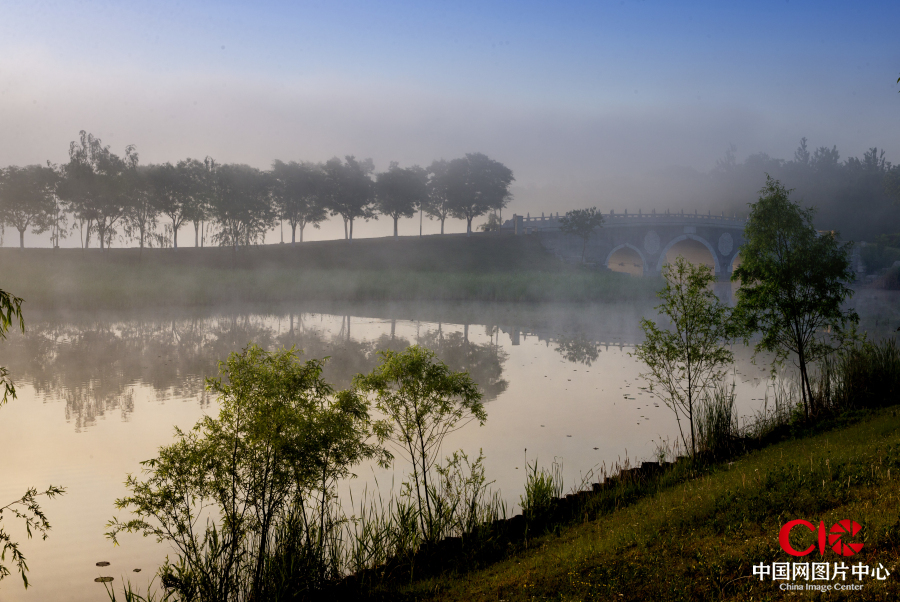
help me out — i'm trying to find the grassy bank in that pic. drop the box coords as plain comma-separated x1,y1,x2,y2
338,339,900,602
396,406,900,601
0,236,658,309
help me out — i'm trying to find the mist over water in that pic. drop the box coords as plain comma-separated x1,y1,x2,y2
0,293,896,601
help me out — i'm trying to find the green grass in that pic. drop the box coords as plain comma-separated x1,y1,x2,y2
0,236,658,309
389,407,900,601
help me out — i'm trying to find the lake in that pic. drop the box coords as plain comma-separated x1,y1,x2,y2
0,291,897,601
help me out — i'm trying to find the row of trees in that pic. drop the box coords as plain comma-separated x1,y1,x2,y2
706,140,900,241
0,131,515,249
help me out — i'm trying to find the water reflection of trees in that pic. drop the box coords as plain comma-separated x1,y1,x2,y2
553,334,603,366
0,313,508,430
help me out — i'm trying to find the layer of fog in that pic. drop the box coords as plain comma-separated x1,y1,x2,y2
4,48,900,248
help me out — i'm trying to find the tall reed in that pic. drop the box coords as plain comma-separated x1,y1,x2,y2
695,380,740,460
813,338,900,414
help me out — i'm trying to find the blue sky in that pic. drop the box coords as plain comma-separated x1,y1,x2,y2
1,0,898,238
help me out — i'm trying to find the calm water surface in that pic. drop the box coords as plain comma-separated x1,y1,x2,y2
1,293,897,601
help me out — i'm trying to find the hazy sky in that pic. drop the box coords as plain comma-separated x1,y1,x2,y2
1,0,898,241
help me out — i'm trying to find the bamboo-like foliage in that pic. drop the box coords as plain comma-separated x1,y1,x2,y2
0,288,66,590
632,257,734,456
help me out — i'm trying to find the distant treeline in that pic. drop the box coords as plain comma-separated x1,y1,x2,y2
688,140,900,241
0,131,514,249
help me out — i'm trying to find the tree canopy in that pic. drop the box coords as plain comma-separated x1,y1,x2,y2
2,133,520,247
209,164,274,248
732,176,858,418
323,156,377,241
57,131,135,249
0,165,58,248
558,207,605,263
375,163,427,238
445,153,514,235
270,160,328,243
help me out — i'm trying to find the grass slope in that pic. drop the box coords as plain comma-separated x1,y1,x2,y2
400,408,900,601
0,235,658,309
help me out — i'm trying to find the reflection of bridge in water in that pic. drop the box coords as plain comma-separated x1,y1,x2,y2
502,326,638,349
503,210,746,277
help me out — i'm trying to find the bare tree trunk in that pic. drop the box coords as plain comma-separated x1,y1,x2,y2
688,396,696,457
343,217,348,240
194,222,199,247
797,341,809,418
18,229,24,248
440,217,445,235
394,216,398,238
172,218,179,249
349,218,354,242
291,223,297,244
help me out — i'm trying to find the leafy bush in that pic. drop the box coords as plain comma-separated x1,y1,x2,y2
107,345,385,602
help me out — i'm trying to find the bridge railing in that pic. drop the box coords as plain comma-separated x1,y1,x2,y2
502,210,746,232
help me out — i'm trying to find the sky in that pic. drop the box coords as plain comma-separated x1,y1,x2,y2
1,0,898,243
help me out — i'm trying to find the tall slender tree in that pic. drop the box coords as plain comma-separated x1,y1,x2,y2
270,160,328,243
187,157,216,247
375,163,427,238
58,131,134,249
633,257,734,456
122,162,159,255
732,177,858,418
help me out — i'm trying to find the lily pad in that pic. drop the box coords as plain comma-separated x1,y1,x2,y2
96,562,110,567
94,577,114,583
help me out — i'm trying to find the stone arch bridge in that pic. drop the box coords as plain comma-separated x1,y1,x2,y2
501,210,745,277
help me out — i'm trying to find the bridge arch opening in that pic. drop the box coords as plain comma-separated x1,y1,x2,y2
657,235,720,274
605,244,646,276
